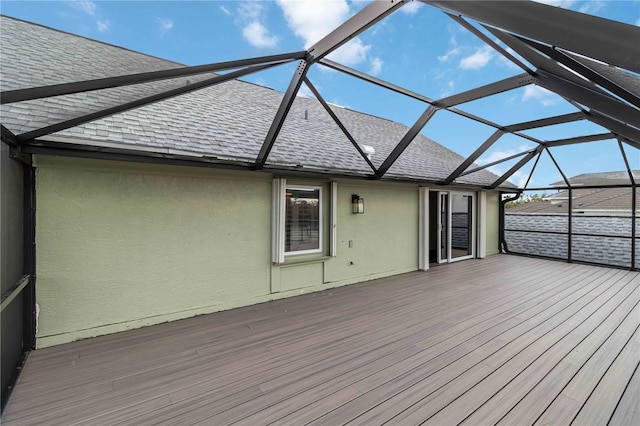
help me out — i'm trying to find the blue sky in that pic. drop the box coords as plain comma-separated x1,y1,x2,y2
2,0,639,187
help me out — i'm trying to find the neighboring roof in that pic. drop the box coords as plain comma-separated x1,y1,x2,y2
551,170,640,187
507,178,640,214
0,15,504,187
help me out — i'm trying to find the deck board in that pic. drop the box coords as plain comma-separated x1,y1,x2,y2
3,255,638,425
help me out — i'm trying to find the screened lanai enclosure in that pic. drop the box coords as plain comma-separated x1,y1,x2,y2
1,0,639,419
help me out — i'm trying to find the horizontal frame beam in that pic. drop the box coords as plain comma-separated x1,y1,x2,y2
16,62,283,142
1,51,306,104
504,112,586,133
523,184,636,191
19,140,497,191
543,132,615,148
436,73,533,108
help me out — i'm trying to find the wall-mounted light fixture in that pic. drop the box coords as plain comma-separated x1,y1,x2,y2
351,194,364,214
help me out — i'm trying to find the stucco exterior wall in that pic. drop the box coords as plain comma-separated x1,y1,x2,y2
35,157,274,347
326,181,419,284
35,157,500,347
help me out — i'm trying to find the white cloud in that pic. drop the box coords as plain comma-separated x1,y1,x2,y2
276,0,372,66
243,21,279,48
238,2,279,48
277,0,349,48
440,80,455,98
369,57,383,76
330,38,370,65
157,18,174,33
459,45,494,70
438,47,462,62
399,1,423,14
72,1,96,16
220,5,231,16
70,1,114,34
96,20,109,32
579,1,606,14
522,85,560,106
635,18,640,26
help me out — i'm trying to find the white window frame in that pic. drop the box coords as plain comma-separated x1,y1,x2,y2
272,178,286,264
284,185,323,257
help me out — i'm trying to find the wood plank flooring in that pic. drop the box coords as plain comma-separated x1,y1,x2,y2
3,255,639,425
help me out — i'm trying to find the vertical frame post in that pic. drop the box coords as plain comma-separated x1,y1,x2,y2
418,187,429,271
632,184,636,270
23,165,36,350
330,181,338,257
568,187,573,263
478,191,487,259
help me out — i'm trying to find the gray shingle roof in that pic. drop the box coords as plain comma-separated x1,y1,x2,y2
506,188,638,213
552,170,639,186
1,15,505,187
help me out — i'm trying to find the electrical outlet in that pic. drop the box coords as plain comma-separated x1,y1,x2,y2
348,240,353,248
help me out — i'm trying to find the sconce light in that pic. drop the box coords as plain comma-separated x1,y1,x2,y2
351,194,364,214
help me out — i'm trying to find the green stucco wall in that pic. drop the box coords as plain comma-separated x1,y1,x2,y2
326,182,419,283
34,157,500,347
35,158,274,347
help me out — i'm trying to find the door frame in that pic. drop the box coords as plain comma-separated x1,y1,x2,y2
434,190,476,264
448,191,476,263
437,191,449,264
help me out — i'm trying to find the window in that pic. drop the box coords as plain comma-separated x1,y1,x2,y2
273,178,336,264
285,186,322,255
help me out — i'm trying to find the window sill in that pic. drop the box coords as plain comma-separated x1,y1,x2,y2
276,255,331,267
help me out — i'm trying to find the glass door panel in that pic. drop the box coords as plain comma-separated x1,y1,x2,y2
438,192,449,264
433,191,475,264
450,193,474,261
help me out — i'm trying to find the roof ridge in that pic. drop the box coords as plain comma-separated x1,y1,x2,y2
0,14,186,68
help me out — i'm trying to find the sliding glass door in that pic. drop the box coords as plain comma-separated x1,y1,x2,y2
437,191,475,263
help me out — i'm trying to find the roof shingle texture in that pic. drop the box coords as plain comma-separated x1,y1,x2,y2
507,170,639,214
1,16,504,187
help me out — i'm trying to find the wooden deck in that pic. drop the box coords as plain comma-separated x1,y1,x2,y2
3,255,639,425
